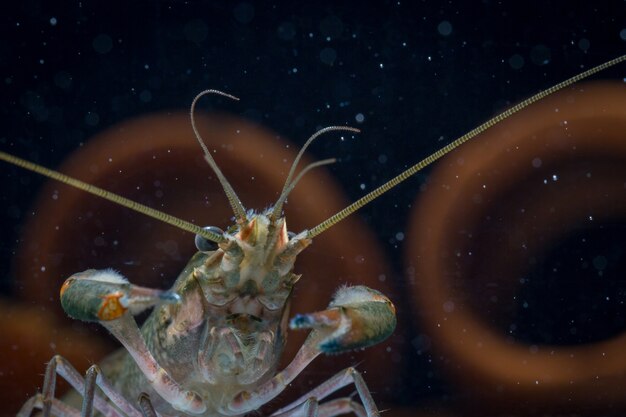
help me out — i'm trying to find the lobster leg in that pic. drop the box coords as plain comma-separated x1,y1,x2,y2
316,399,367,417
271,398,367,417
270,397,319,417
17,394,81,417
270,367,377,417
16,355,141,417
138,393,158,417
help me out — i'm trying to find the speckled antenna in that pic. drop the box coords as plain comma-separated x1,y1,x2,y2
305,54,626,238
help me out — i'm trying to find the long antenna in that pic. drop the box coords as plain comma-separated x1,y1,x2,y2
190,89,247,222
306,54,626,239
0,151,226,243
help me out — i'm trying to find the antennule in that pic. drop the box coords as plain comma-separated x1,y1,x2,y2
271,158,337,218
271,126,359,220
191,89,247,222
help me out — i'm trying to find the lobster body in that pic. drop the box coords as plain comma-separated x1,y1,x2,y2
57,211,394,416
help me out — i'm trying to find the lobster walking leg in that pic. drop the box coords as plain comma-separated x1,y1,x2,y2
272,397,367,417
271,397,319,417
315,398,367,417
271,367,378,417
17,394,81,417
16,355,141,417
138,394,158,417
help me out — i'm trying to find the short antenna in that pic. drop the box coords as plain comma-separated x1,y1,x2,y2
270,126,359,220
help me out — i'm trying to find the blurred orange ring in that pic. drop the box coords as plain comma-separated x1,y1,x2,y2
407,82,626,412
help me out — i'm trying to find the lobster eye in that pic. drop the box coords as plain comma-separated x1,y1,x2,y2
195,226,224,252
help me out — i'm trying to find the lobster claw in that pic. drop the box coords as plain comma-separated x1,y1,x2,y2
60,269,180,322
290,285,396,353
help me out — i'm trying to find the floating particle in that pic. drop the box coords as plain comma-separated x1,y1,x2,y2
508,54,524,70
139,90,152,103
578,38,590,51
593,255,607,271
233,3,254,24
277,21,296,41
443,300,455,313
320,47,337,65
184,19,208,43
531,157,542,168
92,34,113,54
530,44,551,65
319,15,343,39
84,112,100,127
437,20,453,36
54,71,72,89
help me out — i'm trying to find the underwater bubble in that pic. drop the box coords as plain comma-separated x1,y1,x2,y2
233,3,254,24
411,334,432,353
54,71,72,90
578,38,590,51
443,300,455,313
508,54,524,70
148,76,162,89
92,34,113,54
20,91,48,122
7,205,21,219
49,17,57,26
530,44,551,65
139,90,152,103
620,29,626,41
84,112,100,127
355,113,365,123
156,240,181,260
277,21,296,41
320,47,337,65
319,15,343,39
593,255,608,271
437,20,453,36
184,19,208,43
531,157,542,168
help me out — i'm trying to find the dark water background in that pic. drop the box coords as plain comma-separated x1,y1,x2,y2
1,0,625,414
